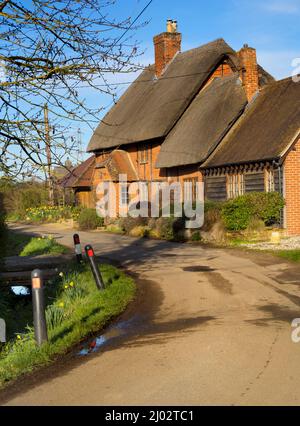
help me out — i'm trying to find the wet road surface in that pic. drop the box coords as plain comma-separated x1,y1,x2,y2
1,223,300,406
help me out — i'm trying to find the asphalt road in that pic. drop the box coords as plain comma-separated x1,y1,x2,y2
2,223,300,406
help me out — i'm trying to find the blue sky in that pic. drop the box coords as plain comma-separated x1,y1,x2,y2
77,0,300,155
134,0,300,77
4,0,298,170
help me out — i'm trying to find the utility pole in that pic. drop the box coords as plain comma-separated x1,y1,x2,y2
77,128,83,162
44,104,54,205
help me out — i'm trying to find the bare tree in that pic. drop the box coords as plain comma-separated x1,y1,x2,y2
0,0,150,179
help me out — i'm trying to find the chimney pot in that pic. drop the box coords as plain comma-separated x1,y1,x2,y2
167,19,173,33
172,20,178,33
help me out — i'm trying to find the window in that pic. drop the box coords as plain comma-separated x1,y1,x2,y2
265,169,275,193
138,144,149,164
184,178,198,203
120,184,129,207
227,173,245,199
139,182,148,202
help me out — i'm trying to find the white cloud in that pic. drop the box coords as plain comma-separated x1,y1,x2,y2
261,0,300,14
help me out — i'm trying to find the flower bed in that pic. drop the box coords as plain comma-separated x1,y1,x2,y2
24,205,81,223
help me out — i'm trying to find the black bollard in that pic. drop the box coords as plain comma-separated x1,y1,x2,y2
85,245,105,291
31,269,48,346
73,233,83,263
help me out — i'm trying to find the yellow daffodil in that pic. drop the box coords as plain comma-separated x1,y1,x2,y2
17,335,21,340
58,302,64,308
69,282,74,287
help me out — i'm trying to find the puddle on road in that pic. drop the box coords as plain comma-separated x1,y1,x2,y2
183,266,215,272
77,315,141,357
11,286,30,296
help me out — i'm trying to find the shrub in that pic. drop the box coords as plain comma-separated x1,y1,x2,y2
155,217,175,240
129,226,149,238
222,197,251,231
202,201,223,231
78,208,104,230
18,188,48,214
2,182,48,217
246,218,266,233
191,231,202,242
119,216,148,234
106,224,124,234
221,192,285,231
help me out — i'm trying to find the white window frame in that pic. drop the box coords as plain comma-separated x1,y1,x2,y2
265,169,275,193
120,184,129,207
227,173,245,199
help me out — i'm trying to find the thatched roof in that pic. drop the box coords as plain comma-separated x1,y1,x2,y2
258,64,275,87
87,38,240,152
156,75,247,168
203,77,300,168
95,150,138,182
59,156,95,189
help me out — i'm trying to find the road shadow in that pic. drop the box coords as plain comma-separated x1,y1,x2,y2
246,303,300,327
0,270,216,405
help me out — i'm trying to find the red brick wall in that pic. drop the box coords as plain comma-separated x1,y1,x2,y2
238,46,259,102
284,139,300,235
203,61,235,88
153,32,182,77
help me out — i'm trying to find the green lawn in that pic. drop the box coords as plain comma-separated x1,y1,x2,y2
0,263,136,388
20,236,68,256
0,230,68,258
275,250,300,262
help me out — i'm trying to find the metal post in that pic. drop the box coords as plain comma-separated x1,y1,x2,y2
85,245,105,291
31,269,48,346
73,233,83,263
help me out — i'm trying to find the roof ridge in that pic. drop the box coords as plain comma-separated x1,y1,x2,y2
260,75,295,92
177,38,232,58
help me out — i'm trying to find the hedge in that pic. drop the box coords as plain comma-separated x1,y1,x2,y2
221,192,285,231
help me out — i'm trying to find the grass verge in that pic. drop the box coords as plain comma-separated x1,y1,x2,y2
0,263,136,388
20,236,68,256
274,250,300,263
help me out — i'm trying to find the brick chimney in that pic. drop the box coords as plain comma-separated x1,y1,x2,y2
238,44,259,102
153,20,182,78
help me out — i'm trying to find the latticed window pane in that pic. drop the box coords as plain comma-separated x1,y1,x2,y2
139,182,148,202
266,169,275,192
227,173,245,199
138,144,149,164
120,185,129,206
184,178,198,202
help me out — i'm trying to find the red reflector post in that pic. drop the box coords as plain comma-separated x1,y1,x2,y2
87,248,94,257
85,244,104,291
73,234,83,263
73,234,80,245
